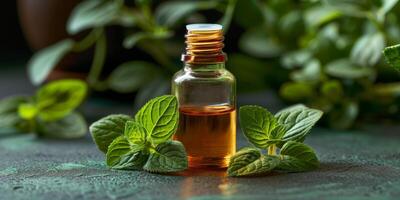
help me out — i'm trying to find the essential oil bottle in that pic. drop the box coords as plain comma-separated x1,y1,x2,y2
172,24,236,168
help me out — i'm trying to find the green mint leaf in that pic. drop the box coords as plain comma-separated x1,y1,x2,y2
0,96,29,130
143,140,188,173
228,147,280,177
281,50,312,69
277,141,319,172
18,103,37,120
124,121,147,145
67,0,125,34
36,79,88,122
36,112,87,139
350,33,385,67
304,7,342,28
111,151,149,170
155,1,218,27
0,113,23,131
267,125,287,147
108,61,160,93
239,105,277,149
106,136,147,170
325,59,374,79
270,125,286,140
123,30,172,49
135,95,178,145
377,0,399,21
0,96,28,114
279,82,314,102
90,114,132,153
28,39,75,85
291,59,321,82
275,104,323,142
383,44,400,70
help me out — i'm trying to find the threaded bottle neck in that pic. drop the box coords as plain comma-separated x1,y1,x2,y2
181,24,226,64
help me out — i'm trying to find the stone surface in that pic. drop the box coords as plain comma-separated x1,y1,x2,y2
1,126,400,200
1,65,400,199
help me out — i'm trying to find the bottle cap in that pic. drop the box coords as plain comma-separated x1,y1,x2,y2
186,24,223,31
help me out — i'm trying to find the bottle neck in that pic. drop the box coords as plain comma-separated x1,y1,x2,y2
184,62,225,72
181,26,226,65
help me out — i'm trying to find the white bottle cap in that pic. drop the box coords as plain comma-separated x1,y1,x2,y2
186,24,223,31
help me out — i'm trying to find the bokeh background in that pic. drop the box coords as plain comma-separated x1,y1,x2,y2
2,0,400,130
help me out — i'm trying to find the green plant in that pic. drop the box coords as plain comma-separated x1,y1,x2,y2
229,0,400,129
28,0,237,108
0,79,88,139
27,0,400,130
228,104,322,176
383,44,400,70
89,95,188,173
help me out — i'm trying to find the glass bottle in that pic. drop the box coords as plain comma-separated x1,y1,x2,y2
172,24,236,168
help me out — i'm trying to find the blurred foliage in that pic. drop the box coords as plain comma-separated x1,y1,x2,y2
27,0,400,129
234,0,400,129
28,0,236,108
0,80,88,139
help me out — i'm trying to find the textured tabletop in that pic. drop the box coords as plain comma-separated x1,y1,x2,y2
1,126,400,200
1,66,400,200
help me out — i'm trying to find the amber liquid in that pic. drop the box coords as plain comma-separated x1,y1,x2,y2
174,105,236,168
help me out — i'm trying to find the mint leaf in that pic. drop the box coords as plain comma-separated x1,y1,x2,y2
112,151,149,170
143,140,188,173
90,114,132,153
108,61,160,93
28,39,75,85
106,135,147,170
0,113,23,131
36,79,88,122
377,0,399,21
277,141,319,172
155,1,218,27
270,125,286,140
239,105,277,149
350,33,385,67
279,82,314,102
325,59,374,79
135,95,178,145
0,96,28,114
275,104,323,142
124,121,147,145
18,103,37,120
383,44,400,70
67,0,130,34
267,125,286,147
228,147,280,177
0,96,29,129
36,112,87,139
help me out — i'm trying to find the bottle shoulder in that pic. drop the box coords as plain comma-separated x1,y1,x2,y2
172,69,235,84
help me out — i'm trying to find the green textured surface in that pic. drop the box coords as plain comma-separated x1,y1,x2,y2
1,126,400,200
1,66,400,199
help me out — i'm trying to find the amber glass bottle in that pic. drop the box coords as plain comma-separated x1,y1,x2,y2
172,24,236,168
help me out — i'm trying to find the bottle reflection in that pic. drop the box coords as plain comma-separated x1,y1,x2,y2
176,168,238,199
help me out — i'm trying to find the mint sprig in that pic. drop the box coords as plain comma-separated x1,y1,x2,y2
0,79,88,138
90,95,188,173
228,104,323,177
